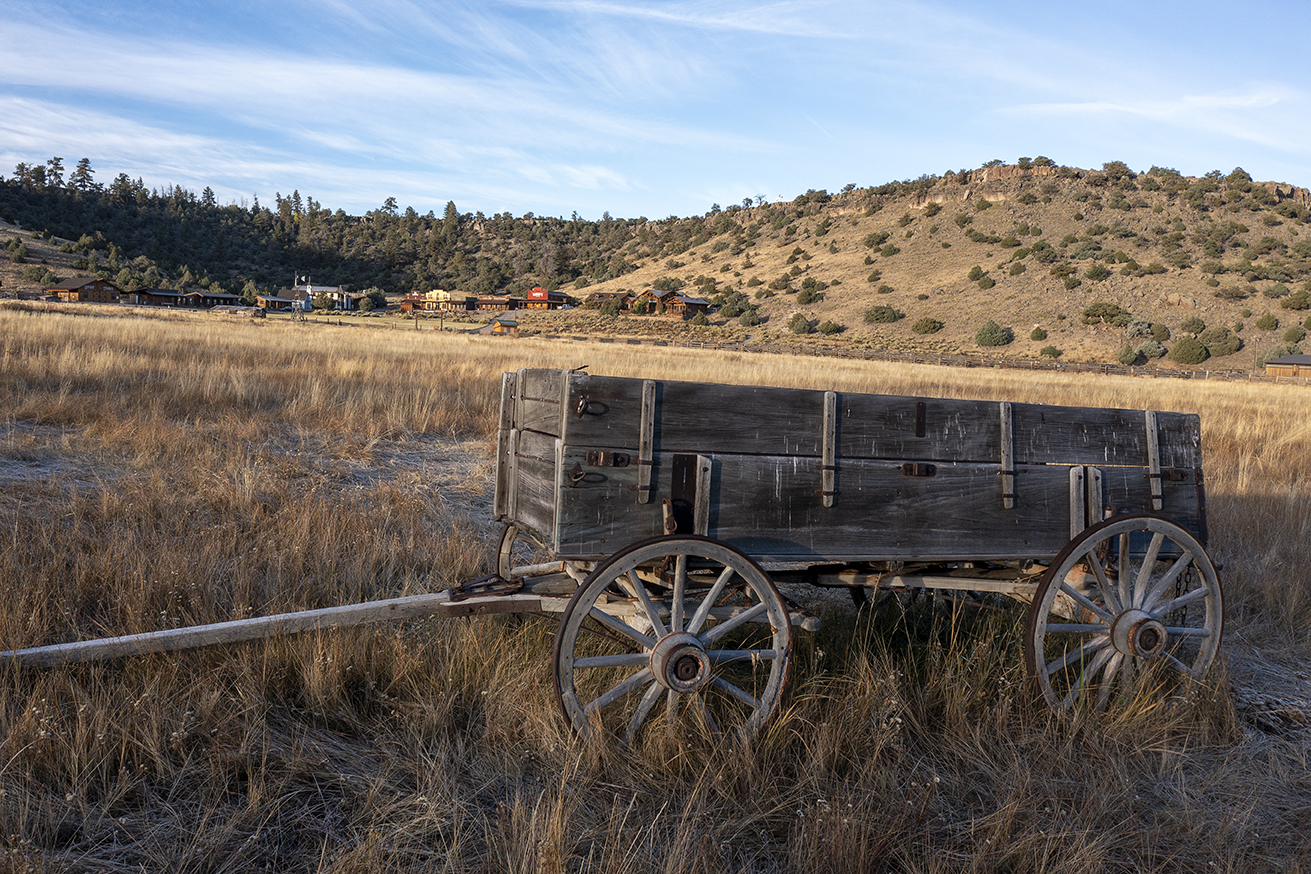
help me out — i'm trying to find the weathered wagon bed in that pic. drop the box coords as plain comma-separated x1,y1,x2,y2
498,368,1205,562
6,368,1223,744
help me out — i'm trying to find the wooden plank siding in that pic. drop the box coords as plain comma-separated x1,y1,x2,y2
497,369,1206,562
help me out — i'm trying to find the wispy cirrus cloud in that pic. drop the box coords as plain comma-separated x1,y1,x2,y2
1005,86,1309,152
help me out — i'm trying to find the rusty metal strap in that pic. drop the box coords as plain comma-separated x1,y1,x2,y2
448,574,524,602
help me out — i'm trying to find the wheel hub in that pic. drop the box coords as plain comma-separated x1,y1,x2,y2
650,632,711,693
1111,609,1168,658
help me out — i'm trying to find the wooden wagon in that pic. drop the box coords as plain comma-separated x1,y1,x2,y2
491,368,1221,742
5,368,1223,745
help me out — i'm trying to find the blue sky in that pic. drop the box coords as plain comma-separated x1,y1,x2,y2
3,0,1310,219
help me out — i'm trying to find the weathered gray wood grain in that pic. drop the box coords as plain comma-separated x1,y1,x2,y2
516,368,564,436
546,447,1202,561
493,371,517,520
553,371,1201,467
511,428,559,545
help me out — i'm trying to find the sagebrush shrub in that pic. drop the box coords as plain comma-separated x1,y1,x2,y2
864,305,904,324
1282,291,1311,310
1199,326,1242,357
1167,336,1209,365
1138,339,1167,359
911,317,943,334
975,320,1013,347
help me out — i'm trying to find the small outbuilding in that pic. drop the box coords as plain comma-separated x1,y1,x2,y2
1264,354,1311,377
489,314,519,336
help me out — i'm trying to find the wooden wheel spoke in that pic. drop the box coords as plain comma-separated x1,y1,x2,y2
687,565,736,635
1140,553,1193,613
587,607,656,649
1044,635,1109,677
623,571,667,638
710,675,762,711
1153,586,1209,617
708,648,778,663
1045,623,1111,634
1086,555,1122,614
1161,651,1192,675
1163,625,1209,637
1059,581,1115,624
1095,651,1125,710
665,689,679,726
1117,532,1132,613
690,693,721,741
574,652,650,669
699,601,768,645
670,555,688,633
622,681,665,745
1132,532,1166,608
585,667,654,713
1058,645,1116,709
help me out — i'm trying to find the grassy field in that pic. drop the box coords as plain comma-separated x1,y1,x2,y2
2,303,1310,872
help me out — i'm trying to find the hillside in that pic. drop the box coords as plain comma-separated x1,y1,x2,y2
3,160,1311,365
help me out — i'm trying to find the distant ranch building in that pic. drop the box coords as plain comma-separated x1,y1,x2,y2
126,288,241,308
1264,354,1311,377
587,291,631,310
667,292,711,318
256,293,310,312
630,287,711,318
400,290,478,313
522,286,574,310
47,278,121,303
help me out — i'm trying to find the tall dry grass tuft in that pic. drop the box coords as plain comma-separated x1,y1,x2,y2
3,307,1311,870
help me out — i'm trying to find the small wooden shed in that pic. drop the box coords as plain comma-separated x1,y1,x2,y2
490,315,519,337
1264,354,1311,377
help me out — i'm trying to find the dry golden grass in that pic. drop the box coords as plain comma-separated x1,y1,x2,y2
2,304,1310,872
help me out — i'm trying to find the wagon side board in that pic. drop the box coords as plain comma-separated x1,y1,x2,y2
498,369,1207,562
546,448,1203,561
560,372,1201,468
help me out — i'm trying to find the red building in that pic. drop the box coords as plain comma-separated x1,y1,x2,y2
523,286,574,309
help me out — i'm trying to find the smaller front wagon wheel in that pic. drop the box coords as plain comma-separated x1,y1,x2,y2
552,536,792,746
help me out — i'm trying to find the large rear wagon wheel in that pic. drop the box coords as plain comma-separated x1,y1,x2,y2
553,536,792,745
1025,514,1223,710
